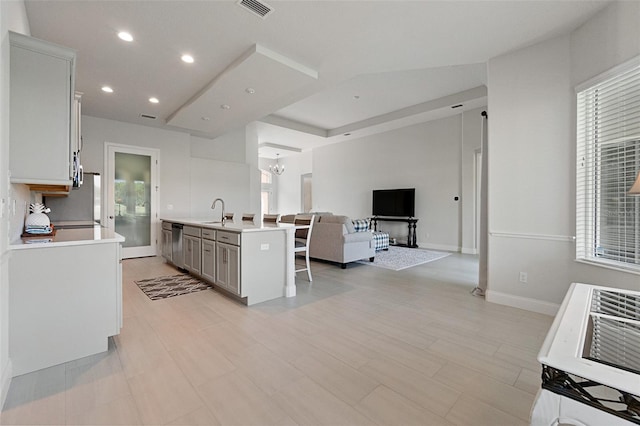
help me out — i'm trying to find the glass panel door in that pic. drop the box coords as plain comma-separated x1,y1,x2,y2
106,144,158,258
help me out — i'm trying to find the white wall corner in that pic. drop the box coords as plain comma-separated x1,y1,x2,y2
1,359,12,409
486,289,559,316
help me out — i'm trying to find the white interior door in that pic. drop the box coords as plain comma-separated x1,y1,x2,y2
105,143,158,259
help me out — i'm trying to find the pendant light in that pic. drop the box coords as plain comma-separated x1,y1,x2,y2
270,154,285,175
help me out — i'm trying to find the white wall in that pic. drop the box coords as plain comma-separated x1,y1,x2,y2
272,151,312,215
81,116,261,225
81,115,192,219
1,0,30,407
486,1,640,315
310,110,483,251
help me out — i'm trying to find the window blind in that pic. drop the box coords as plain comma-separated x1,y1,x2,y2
576,58,640,270
587,289,640,375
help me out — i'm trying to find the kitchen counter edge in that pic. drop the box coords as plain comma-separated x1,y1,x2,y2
10,227,125,250
161,218,296,233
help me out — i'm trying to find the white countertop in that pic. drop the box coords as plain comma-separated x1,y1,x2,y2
10,226,125,250
162,217,298,233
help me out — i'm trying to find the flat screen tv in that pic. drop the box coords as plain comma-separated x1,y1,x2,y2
372,188,415,217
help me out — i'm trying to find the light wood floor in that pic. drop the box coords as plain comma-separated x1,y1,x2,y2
1,252,552,425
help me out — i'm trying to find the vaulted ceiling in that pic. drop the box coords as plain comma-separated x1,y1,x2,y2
24,0,609,157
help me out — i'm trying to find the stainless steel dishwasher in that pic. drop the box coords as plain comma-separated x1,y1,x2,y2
171,223,184,269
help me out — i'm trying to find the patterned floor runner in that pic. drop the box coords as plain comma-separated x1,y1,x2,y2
356,246,451,271
135,274,212,300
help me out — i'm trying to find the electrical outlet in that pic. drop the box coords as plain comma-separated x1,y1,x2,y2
519,272,528,283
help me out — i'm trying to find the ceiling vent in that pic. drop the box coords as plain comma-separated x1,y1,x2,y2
139,113,157,120
237,0,273,19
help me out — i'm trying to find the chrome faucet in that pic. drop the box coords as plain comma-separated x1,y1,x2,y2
211,198,225,224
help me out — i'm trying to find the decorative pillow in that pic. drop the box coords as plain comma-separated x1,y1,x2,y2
352,219,370,232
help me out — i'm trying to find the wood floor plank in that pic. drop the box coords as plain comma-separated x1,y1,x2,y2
432,362,536,421
445,393,529,426
359,358,460,417
355,385,454,426
292,352,380,406
273,376,375,425
196,371,297,426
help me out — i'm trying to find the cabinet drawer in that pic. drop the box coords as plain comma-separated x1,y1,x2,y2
201,228,216,241
162,221,172,231
184,226,201,237
216,231,240,246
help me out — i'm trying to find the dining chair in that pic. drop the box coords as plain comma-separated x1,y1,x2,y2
279,214,296,224
263,214,280,223
293,215,315,282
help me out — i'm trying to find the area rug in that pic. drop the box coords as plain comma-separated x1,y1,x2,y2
356,246,451,271
135,274,211,300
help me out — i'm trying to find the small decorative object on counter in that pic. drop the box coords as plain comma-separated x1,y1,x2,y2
25,203,52,234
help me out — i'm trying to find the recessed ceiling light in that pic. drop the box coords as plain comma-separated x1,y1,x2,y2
149,97,159,104
181,54,194,64
101,86,114,93
245,87,256,94
201,116,211,121
353,95,360,100
220,104,231,110
117,31,133,42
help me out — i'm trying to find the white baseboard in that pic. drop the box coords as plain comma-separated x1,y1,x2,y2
461,247,478,255
1,359,12,409
486,290,559,316
418,242,459,252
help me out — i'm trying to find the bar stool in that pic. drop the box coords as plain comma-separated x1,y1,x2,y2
293,215,315,282
241,213,255,222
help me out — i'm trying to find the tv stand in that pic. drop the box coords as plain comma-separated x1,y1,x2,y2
370,217,418,248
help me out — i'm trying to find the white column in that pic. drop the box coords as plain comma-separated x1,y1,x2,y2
284,227,296,297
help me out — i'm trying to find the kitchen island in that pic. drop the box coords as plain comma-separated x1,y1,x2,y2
9,226,124,376
161,218,304,306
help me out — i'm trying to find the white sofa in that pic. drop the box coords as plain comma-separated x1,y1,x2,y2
306,214,376,269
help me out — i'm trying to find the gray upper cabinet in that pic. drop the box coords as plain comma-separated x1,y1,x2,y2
9,32,76,186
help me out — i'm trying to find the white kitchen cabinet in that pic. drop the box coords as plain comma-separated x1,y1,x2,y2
9,31,76,187
201,239,215,282
161,222,172,262
201,228,216,283
183,235,201,275
216,241,240,295
9,240,122,376
183,226,201,275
